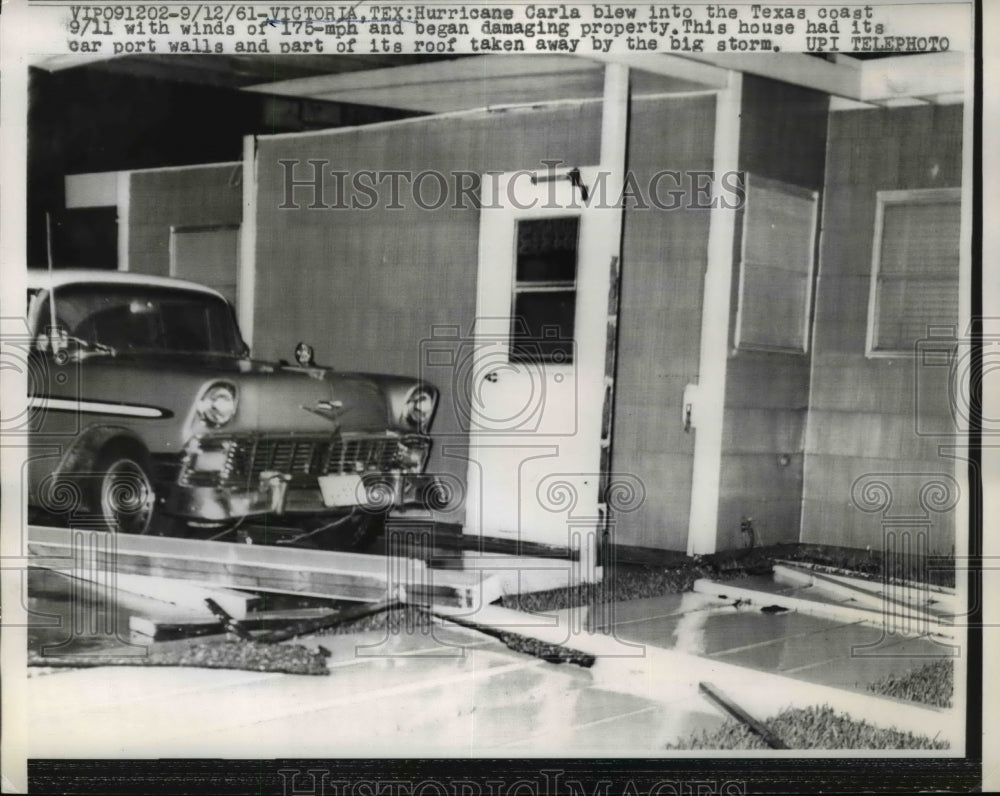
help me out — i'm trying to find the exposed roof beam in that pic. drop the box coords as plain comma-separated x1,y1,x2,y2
674,52,966,103
583,52,729,90
678,53,859,98
857,51,967,102
829,96,879,112
869,96,932,108
922,91,966,105
247,54,602,98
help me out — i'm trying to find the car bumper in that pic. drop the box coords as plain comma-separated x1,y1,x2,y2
164,471,446,522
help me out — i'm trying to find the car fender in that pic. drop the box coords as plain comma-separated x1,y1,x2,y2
36,425,150,516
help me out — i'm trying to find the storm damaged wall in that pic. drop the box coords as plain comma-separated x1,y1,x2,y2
251,94,715,548
801,104,963,554
715,75,828,552
613,94,715,551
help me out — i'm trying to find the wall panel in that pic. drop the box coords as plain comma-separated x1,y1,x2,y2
612,95,716,550
128,164,243,277
716,76,828,550
802,104,963,554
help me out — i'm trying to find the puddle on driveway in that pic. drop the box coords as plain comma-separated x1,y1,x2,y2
602,581,954,695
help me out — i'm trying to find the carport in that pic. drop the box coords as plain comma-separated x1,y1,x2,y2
40,52,970,567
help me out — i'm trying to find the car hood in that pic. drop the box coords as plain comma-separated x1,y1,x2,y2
66,353,413,439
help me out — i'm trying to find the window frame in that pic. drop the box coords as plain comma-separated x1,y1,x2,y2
734,173,820,355
865,187,961,359
508,214,581,365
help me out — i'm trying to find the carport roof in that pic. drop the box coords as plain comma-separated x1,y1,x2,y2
36,52,967,113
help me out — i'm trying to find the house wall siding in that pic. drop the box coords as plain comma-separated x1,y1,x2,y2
801,104,963,554
716,76,828,551
128,164,243,276
613,94,715,550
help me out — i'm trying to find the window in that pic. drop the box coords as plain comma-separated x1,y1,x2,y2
735,174,819,353
510,216,578,364
35,284,244,356
867,189,961,356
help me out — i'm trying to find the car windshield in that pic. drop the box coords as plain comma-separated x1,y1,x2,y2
35,283,245,356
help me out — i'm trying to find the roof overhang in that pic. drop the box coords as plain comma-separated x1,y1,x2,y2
34,51,968,113
241,54,721,112
242,52,967,111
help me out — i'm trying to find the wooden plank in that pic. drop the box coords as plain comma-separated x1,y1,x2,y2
692,577,954,640
27,525,476,606
699,681,789,749
129,607,343,641
204,598,255,640
772,564,950,624
773,559,956,600
67,571,261,619
256,595,400,643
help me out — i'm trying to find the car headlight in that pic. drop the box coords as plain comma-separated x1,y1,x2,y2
196,382,238,427
403,386,437,432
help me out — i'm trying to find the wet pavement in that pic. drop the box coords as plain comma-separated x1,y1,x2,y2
25,568,959,756
604,590,952,693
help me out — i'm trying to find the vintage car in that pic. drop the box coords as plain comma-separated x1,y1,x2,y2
25,269,440,548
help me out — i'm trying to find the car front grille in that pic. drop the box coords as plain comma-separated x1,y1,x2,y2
180,433,423,489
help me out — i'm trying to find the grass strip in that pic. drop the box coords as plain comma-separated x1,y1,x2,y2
867,659,954,708
667,704,948,750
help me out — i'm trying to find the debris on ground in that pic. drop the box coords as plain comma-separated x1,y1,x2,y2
666,704,949,750
427,609,596,668
28,640,329,676
311,604,434,636
499,565,711,613
204,595,403,644
499,543,956,613
698,681,788,749
867,659,954,708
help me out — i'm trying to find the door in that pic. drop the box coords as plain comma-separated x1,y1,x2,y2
465,166,614,552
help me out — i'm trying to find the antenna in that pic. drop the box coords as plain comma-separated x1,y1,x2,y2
45,213,60,352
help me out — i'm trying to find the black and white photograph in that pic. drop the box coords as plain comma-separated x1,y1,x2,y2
0,0,992,792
